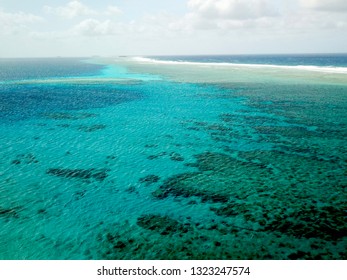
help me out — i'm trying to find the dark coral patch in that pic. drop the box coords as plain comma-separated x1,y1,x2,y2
45,112,97,120
147,155,159,160
139,175,160,185
152,172,199,198
193,152,262,173
11,159,21,165
78,124,106,132
210,203,240,217
152,172,230,203
264,205,347,241
169,152,184,162
0,207,20,218
46,168,109,181
11,153,38,165
137,214,190,236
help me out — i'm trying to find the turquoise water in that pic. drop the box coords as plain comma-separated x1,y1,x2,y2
0,57,346,259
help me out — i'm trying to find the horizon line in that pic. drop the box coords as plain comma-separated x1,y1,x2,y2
1,52,347,59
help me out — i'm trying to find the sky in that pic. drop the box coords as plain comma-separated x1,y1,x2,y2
0,0,347,57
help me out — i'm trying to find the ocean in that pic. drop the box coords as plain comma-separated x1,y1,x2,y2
0,54,346,259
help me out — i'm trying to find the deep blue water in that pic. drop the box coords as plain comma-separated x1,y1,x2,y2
0,58,104,81
149,54,347,67
0,58,144,122
0,83,142,122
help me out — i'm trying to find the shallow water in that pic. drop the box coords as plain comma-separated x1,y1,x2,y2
0,57,346,259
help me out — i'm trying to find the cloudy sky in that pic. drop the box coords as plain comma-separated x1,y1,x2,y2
0,0,347,57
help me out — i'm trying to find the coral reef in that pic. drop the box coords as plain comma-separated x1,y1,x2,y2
78,124,106,132
46,168,109,181
139,175,160,185
137,214,190,236
45,112,97,120
11,154,39,165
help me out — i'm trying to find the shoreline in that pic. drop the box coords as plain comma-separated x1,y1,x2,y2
106,57,347,86
131,56,347,74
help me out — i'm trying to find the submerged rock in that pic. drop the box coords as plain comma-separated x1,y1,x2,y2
137,214,189,235
152,172,198,198
78,124,106,132
264,205,347,241
56,124,70,128
46,168,109,181
11,153,38,165
193,152,252,173
11,159,21,165
147,155,159,160
210,203,240,217
254,125,317,138
45,112,97,120
0,207,20,218
152,172,230,203
139,175,160,185
169,152,185,162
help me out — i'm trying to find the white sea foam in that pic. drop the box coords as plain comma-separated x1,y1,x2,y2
131,57,347,74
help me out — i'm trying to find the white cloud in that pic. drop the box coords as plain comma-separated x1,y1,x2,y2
2,0,346,57
71,18,121,36
0,8,42,24
0,8,43,35
44,1,123,19
188,0,279,20
173,0,347,34
69,11,176,38
301,0,347,12
105,6,122,16
175,0,282,32
44,1,97,19
174,0,347,37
